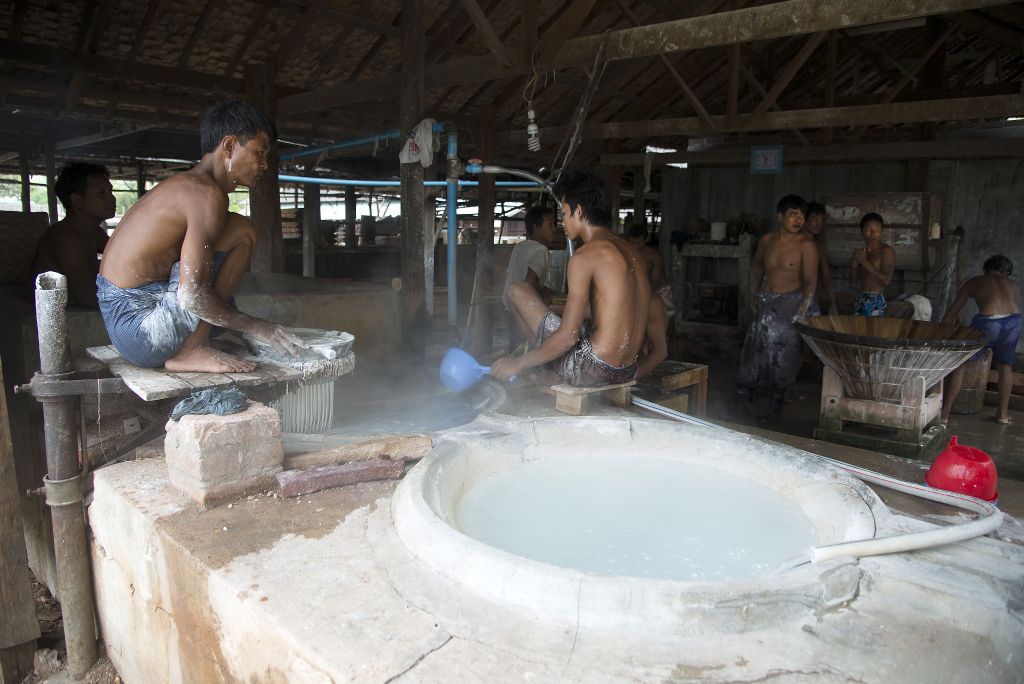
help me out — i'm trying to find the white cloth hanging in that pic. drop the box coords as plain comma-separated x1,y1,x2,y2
399,118,437,167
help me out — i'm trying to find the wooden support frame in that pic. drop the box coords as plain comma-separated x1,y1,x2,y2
552,381,635,416
742,31,826,128
460,0,511,66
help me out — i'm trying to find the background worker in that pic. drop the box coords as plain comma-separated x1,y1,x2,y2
736,194,818,422
941,255,1021,425
502,205,562,346
32,162,116,308
802,201,837,315
851,212,895,317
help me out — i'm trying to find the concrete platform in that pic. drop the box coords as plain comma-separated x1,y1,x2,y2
90,416,1024,683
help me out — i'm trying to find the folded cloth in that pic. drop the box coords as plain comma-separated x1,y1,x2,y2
170,386,249,421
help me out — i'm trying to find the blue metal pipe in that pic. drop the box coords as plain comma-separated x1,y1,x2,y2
280,122,447,161
446,132,458,327
278,175,537,188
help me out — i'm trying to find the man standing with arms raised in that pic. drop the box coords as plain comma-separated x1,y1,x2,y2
492,170,650,387
851,212,895,317
97,101,300,372
736,195,818,422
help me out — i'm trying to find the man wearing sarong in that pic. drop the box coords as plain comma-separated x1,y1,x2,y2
97,101,300,371
941,255,1021,425
851,212,895,317
491,170,650,387
736,195,818,422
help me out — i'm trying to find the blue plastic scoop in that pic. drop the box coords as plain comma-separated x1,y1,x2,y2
440,347,491,392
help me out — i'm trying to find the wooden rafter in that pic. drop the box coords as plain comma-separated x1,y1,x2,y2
304,0,372,88
224,5,269,77
824,29,837,143
740,65,811,144
848,21,958,143
459,0,511,66
616,0,717,131
538,0,599,67
499,93,1024,144
55,124,154,151
742,31,826,127
282,0,1009,115
177,0,217,70
273,0,328,70
950,10,1024,53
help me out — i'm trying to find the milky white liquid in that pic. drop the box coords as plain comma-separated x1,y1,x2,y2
455,458,816,581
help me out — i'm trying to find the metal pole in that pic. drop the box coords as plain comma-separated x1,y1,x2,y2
446,132,458,327
33,272,97,680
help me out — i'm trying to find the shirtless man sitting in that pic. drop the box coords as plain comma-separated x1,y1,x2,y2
736,195,818,422
491,169,650,387
32,162,116,308
851,212,895,317
802,201,837,315
941,255,1021,425
96,101,300,373
629,224,674,317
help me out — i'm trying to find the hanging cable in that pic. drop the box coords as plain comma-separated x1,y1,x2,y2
547,32,610,184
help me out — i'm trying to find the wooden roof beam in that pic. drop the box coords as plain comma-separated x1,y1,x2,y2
848,21,957,142
55,124,155,151
950,10,1024,53
177,0,217,69
740,64,811,144
498,93,1024,143
616,0,717,131
272,0,328,70
742,31,826,127
281,0,1008,115
460,0,512,67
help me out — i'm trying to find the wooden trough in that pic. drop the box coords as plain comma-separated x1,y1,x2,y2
794,316,988,459
794,316,987,403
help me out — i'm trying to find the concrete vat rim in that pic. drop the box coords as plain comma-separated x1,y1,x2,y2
392,415,883,636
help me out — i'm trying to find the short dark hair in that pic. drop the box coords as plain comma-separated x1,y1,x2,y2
860,212,884,230
200,101,276,155
984,254,1013,275
806,201,826,218
54,162,109,209
776,194,806,215
523,205,554,237
553,169,612,229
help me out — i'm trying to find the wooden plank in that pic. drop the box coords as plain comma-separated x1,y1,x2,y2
0,359,40,651
551,380,636,396
85,346,308,401
283,434,432,470
743,31,826,127
277,459,404,498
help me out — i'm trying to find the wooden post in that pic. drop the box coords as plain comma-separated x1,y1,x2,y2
344,186,357,246
246,62,283,273
726,43,741,129
45,143,58,223
470,105,496,356
19,153,31,213
0,359,39,684
136,160,147,198
604,140,621,231
633,166,646,228
302,175,319,278
400,0,427,356
824,30,837,145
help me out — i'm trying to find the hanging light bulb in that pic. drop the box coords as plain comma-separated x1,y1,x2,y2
526,109,541,153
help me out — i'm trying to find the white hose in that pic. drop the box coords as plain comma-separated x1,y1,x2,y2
631,397,1003,566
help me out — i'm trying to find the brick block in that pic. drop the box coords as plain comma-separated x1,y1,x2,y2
165,401,283,506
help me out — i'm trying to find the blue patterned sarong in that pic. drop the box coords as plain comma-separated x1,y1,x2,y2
854,292,886,317
970,313,1022,365
96,253,228,368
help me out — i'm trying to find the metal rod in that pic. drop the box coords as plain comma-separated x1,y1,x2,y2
465,164,574,258
278,174,537,188
280,122,447,161
447,132,458,327
33,272,97,680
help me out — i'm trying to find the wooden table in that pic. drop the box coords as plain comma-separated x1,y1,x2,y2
642,360,709,417
86,345,304,402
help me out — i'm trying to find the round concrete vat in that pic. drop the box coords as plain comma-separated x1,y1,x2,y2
393,415,887,636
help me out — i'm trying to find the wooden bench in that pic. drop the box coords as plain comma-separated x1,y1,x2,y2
550,380,635,416
642,360,709,417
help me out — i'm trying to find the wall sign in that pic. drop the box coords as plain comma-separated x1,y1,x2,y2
750,144,784,175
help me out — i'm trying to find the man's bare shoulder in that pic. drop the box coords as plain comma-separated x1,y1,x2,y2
149,171,225,203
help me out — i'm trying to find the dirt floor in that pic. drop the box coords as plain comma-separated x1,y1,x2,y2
20,576,121,684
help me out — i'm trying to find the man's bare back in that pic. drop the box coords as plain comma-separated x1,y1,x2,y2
947,271,1021,319
101,172,225,288
575,235,650,367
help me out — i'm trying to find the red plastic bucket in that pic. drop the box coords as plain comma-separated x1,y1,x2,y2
925,435,999,502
